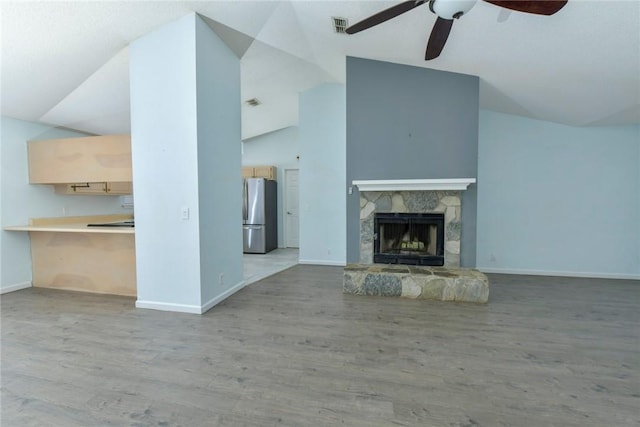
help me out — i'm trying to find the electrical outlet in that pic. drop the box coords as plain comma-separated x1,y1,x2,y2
219,273,224,285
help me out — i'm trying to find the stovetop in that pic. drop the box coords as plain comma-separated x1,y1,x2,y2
87,220,134,227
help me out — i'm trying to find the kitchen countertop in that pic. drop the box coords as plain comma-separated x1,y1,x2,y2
4,214,135,234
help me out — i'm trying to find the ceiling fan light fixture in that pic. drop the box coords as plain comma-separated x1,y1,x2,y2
345,0,569,62
429,0,478,19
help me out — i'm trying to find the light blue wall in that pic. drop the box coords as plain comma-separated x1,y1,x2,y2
1,118,3,290
130,13,242,313
242,126,299,247
477,110,640,278
130,13,201,310
195,15,243,305
345,57,479,266
1,116,130,291
299,84,346,265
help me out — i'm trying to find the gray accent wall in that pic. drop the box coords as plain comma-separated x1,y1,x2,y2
346,57,479,266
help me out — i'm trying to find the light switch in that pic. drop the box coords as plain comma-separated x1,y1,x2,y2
181,206,190,220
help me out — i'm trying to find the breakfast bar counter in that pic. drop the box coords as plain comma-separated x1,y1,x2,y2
4,214,137,296
5,214,134,234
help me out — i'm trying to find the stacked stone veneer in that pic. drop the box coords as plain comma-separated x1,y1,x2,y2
350,189,489,303
344,264,489,303
359,190,462,266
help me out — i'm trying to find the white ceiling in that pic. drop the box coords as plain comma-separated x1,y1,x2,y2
2,1,639,140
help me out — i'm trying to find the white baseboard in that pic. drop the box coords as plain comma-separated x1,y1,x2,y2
298,259,346,267
1,281,32,294
135,300,203,314
136,279,247,314
200,280,246,314
478,267,640,280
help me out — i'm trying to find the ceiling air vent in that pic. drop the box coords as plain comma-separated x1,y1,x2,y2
332,16,349,34
245,98,261,107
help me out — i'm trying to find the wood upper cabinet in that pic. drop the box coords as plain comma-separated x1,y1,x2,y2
53,182,133,195
241,167,254,178
28,135,132,184
242,165,276,180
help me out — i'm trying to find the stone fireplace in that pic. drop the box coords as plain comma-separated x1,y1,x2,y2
356,179,476,267
344,179,489,303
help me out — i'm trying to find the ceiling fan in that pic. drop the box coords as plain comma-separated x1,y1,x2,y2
346,0,568,60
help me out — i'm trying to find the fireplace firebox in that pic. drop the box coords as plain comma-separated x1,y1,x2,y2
374,212,445,266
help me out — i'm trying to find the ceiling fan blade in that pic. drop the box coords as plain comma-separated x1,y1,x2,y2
483,0,568,16
346,0,424,34
425,17,454,60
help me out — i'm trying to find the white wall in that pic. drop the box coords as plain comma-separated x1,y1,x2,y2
298,83,346,265
242,126,299,247
130,13,242,313
477,110,640,279
1,116,131,292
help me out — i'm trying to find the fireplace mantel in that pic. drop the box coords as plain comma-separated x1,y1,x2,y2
352,178,476,192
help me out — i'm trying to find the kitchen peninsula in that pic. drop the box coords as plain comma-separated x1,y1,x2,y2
5,214,136,296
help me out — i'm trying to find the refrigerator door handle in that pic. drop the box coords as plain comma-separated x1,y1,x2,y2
242,179,248,222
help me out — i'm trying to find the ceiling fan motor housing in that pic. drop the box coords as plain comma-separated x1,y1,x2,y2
429,0,478,19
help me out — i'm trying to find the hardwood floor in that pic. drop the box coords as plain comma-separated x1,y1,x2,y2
2,266,638,426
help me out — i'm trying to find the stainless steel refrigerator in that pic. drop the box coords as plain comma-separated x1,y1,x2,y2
242,178,278,254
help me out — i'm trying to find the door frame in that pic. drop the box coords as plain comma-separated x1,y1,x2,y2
283,168,299,248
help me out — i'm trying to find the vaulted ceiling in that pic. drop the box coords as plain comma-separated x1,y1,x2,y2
2,1,639,140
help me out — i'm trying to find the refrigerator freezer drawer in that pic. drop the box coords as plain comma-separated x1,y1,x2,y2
243,225,266,254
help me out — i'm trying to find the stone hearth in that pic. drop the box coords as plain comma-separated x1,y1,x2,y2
343,264,489,303
346,179,489,303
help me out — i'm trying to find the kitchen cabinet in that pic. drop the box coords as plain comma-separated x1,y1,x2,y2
54,181,133,195
241,167,254,178
28,135,132,184
242,165,276,180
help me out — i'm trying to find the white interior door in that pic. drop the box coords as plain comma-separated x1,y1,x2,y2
284,169,299,248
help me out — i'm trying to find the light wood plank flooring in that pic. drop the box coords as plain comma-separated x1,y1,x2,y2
2,266,638,426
